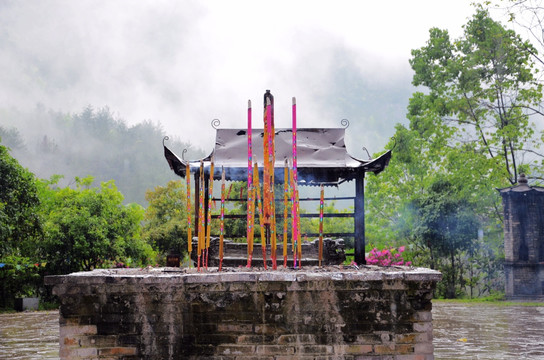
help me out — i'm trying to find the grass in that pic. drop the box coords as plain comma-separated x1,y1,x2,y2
434,294,544,307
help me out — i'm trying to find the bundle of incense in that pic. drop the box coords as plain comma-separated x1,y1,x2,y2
219,167,225,271
247,100,254,267
198,160,205,271
205,158,214,268
263,97,270,227
291,97,300,268
253,162,267,269
264,96,277,269
283,159,289,267
295,183,302,267
319,184,324,267
269,96,277,269
186,163,192,262
295,183,301,268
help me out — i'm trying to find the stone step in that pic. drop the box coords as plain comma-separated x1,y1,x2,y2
220,256,320,267
190,237,346,267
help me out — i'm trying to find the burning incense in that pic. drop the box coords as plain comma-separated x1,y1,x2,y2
263,96,272,229
219,167,225,271
198,160,205,271
186,163,192,261
295,184,301,268
291,97,301,267
319,184,324,267
253,162,267,269
267,95,277,269
247,100,254,267
205,157,214,269
247,185,254,266
283,159,289,267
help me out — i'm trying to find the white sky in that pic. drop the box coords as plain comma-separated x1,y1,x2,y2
0,0,477,154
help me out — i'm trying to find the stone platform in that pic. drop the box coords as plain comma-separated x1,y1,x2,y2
46,266,441,360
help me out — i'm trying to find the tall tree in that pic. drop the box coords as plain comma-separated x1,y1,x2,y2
366,9,541,297
409,8,543,186
0,143,41,258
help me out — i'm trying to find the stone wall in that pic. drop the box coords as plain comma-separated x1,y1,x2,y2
46,267,441,360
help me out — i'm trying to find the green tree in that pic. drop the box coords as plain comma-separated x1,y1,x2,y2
0,143,43,307
0,143,41,258
39,176,154,273
142,180,189,257
412,179,479,298
2,105,203,206
0,126,25,150
366,9,540,297
408,8,543,187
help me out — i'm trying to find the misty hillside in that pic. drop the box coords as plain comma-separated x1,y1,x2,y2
0,105,204,205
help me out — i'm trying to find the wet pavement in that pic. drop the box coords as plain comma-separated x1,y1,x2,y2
0,303,543,359
433,302,544,359
0,310,59,360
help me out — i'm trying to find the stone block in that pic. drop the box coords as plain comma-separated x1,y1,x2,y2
277,334,316,344
341,344,373,354
413,311,432,322
414,342,434,354
14,297,39,311
255,345,295,355
217,323,254,333
98,347,138,356
374,343,395,354
217,345,256,355
297,344,334,354
413,322,433,333
59,325,97,338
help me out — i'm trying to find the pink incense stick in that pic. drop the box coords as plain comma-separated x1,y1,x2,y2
219,167,225,271
292,97,298,268
247,100,253,268
186,163,192,261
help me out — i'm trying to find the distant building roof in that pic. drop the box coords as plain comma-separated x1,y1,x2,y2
498,173,544,195
164,127,391,185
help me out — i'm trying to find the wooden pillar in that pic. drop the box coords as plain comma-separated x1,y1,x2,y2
354,172,366,265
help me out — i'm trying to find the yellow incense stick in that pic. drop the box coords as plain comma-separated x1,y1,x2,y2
253,162,266,268
219,167,225,270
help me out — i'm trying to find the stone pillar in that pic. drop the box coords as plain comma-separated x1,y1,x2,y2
499,174,544,299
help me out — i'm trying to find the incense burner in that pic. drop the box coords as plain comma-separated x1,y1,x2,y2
47,266,440,359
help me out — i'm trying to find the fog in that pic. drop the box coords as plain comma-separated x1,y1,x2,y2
0,0,476,160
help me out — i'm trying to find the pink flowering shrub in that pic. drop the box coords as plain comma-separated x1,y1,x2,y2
366,246,412,266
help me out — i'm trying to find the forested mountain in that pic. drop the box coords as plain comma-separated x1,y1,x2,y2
0,105,204,205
